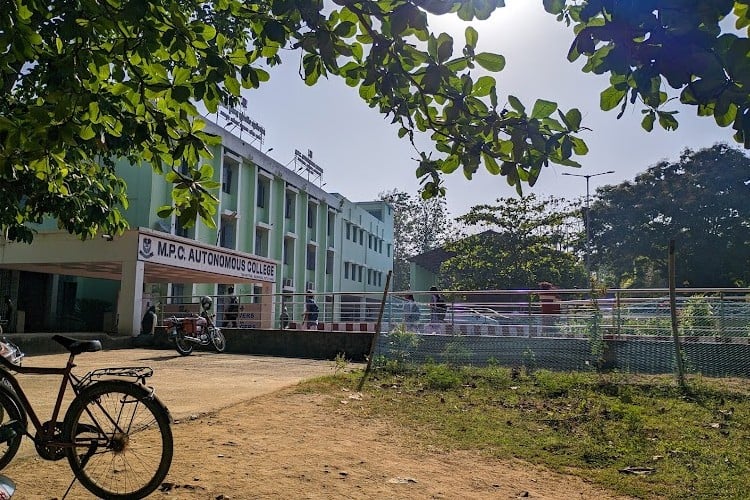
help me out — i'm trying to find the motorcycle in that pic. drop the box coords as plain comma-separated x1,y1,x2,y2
167,296,226,356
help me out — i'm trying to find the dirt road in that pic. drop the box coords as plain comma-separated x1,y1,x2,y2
2,348,628,499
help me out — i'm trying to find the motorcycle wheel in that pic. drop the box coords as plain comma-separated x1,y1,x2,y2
174,334,193,356
210,328,226,353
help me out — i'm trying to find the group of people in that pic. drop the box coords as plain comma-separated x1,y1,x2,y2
165,287,449,331
278,292,319,330
284,288,448,331
403,286,447,326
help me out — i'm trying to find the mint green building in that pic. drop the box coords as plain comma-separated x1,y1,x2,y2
0,118,394,335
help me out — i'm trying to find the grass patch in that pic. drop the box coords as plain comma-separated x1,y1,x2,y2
304,367,750,499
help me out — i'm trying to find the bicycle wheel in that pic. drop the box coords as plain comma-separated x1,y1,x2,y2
210,328,226,352
0,387,24,471
63,380,173,500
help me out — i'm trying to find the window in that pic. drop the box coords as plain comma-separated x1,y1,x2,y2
344,262,349,279
358,266,363,282
326,251,334,275
367,269,372,285
175,217,189,238
171,283,185,303
368,235,373,249
256,180,266,208
345,223,350,240
387,243,391,257
255,228,268,257
222,164,233,194
219,220,235,249
359,229,364,245
379,240,383,253
306,246,316,271
283,238,293,265
285,192,294,219
307,203,316,229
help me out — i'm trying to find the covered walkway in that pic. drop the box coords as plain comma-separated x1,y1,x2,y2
0,228,277,335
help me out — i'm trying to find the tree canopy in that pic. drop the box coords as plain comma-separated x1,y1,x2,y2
589,143,750,288
440,194,587,290
4,1,750,242
379,188,452,290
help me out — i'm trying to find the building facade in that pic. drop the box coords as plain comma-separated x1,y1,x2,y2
0,118,394,334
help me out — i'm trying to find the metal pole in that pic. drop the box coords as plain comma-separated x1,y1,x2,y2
585,176,591,273
562,170,614,275
669,240,687,389
358,270,392,391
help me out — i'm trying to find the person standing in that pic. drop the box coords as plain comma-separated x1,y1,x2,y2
280,305,290,329
429,286,447,323
2,297,13,334
302,292,319,329
403,294,421,328
225,286,239,328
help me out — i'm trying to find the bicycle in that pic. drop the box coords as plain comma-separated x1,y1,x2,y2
0,335,173,499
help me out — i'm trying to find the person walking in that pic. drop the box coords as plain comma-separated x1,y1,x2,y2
302,292,319,329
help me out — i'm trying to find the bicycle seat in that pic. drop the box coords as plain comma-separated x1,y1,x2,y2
52,335,102,355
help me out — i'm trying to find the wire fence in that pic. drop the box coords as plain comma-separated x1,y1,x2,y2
156,287,750,378
374,288,750,379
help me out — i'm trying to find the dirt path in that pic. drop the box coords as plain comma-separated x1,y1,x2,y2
0,348,629,499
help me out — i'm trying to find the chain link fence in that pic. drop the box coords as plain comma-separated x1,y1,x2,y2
374,288,750,378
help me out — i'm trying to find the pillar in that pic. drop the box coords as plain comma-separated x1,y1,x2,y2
260,281,273,328
118,260,144,337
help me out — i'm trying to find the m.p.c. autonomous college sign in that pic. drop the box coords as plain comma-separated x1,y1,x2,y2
137,232,276,282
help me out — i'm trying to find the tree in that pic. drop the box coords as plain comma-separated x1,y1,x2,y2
5,1,750,243
440,195,587,290
379,188,452,291
1,0,587,243
588,144,750,288
547,1,750,144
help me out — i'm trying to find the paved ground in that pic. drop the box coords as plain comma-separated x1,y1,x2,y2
9,347,342,458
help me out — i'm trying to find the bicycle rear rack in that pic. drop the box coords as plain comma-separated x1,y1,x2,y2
79,367,154,387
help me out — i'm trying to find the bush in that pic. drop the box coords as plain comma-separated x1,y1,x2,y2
424,363,463,390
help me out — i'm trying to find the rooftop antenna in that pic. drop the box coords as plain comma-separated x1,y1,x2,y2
293,149,323,184
217,96,266,146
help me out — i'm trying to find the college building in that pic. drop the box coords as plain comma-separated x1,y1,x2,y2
0,112,394,336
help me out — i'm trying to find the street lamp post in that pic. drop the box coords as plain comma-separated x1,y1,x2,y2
562,170,614,274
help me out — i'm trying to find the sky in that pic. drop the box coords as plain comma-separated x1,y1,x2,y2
235,1,734,218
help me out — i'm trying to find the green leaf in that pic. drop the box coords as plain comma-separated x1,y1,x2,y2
436,33,454,64
641,111,655,131
657,111,679,131
507,95,525,113
483,152,501,175
475,52,506,72
600,86,627,111
543,0,565,14
465,26,479,48
531,99,558,119
224,76,241,97
473,76,495,97
157,206,174,219
79,125,96,141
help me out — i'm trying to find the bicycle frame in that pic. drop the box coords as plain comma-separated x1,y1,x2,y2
0,352,76,444
0,352,153,449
